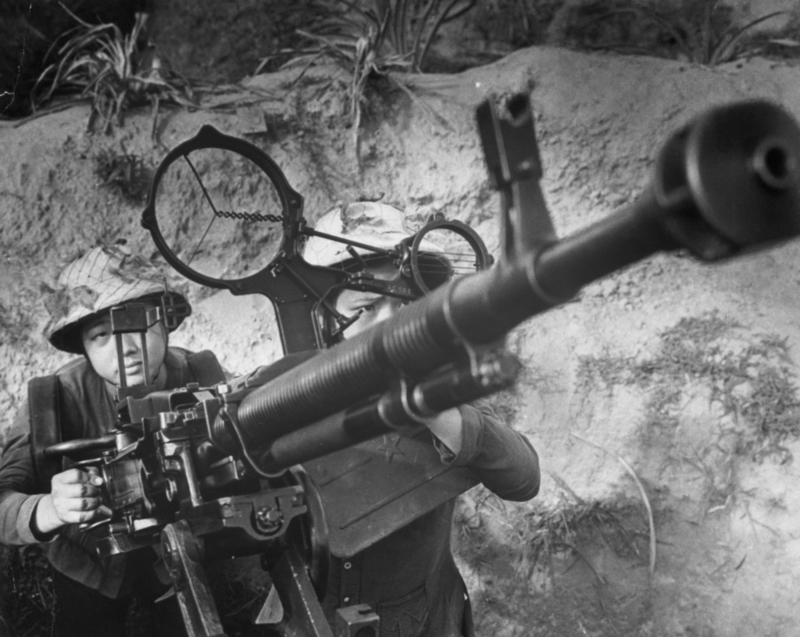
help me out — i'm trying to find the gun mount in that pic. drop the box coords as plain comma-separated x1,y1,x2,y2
40,96,800,636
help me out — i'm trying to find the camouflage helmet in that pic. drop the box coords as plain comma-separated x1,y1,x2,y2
43,244,189,354
303,201,443,268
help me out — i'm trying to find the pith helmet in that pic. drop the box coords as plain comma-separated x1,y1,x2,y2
43,244,189,354
303,201,442,268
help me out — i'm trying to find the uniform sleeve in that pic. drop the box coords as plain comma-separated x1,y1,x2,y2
0,401,51,546
433,403,540,502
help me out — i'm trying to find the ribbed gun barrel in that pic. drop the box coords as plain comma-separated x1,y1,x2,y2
233,99,800,466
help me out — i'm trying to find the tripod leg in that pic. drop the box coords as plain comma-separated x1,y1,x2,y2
267,545,334,637
162,520,226,637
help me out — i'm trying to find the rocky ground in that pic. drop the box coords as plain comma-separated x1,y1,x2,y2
2,14,800,637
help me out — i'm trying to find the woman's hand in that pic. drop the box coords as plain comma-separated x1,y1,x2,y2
33,468,105,536
416,407,464,456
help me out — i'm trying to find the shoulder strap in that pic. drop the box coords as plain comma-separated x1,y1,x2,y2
185,350,226,387
28,375,64,491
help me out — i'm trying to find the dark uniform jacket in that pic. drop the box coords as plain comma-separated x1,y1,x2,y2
319,404,540,637
0,347,222,598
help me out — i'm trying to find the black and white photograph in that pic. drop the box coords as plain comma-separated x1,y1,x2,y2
1,1,799,635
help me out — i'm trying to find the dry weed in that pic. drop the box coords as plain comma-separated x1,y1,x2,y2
578,311,800,462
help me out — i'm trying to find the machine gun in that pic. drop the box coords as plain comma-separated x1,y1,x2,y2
39,94,800,636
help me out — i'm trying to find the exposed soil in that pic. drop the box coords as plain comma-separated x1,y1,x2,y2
3,16,800,637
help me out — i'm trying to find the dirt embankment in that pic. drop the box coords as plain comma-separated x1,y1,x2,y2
2,46,800,635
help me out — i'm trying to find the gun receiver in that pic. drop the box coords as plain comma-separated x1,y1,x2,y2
41,95,800,637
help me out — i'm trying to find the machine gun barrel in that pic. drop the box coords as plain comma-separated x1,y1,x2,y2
230,99,800,469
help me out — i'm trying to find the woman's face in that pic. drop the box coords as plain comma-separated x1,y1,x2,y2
81,301,167,387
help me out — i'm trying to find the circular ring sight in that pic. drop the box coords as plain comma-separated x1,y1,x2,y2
141,125,304,295
407,217,494,295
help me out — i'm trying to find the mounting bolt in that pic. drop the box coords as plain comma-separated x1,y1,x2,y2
165,478,178,502
255,506,283,534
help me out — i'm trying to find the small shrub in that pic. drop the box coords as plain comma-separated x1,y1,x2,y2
266,0,477,156
95,145,151,203
472,0,563,50
266,0,478,74
33,9,195,134
551,0,791,65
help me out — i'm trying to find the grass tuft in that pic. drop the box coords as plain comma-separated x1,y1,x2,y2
578,311,800,462
551,0,795,65
571,434,657,574
94,145,151,203
264,0,476,159
456,486,649,583
32,7,195,137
